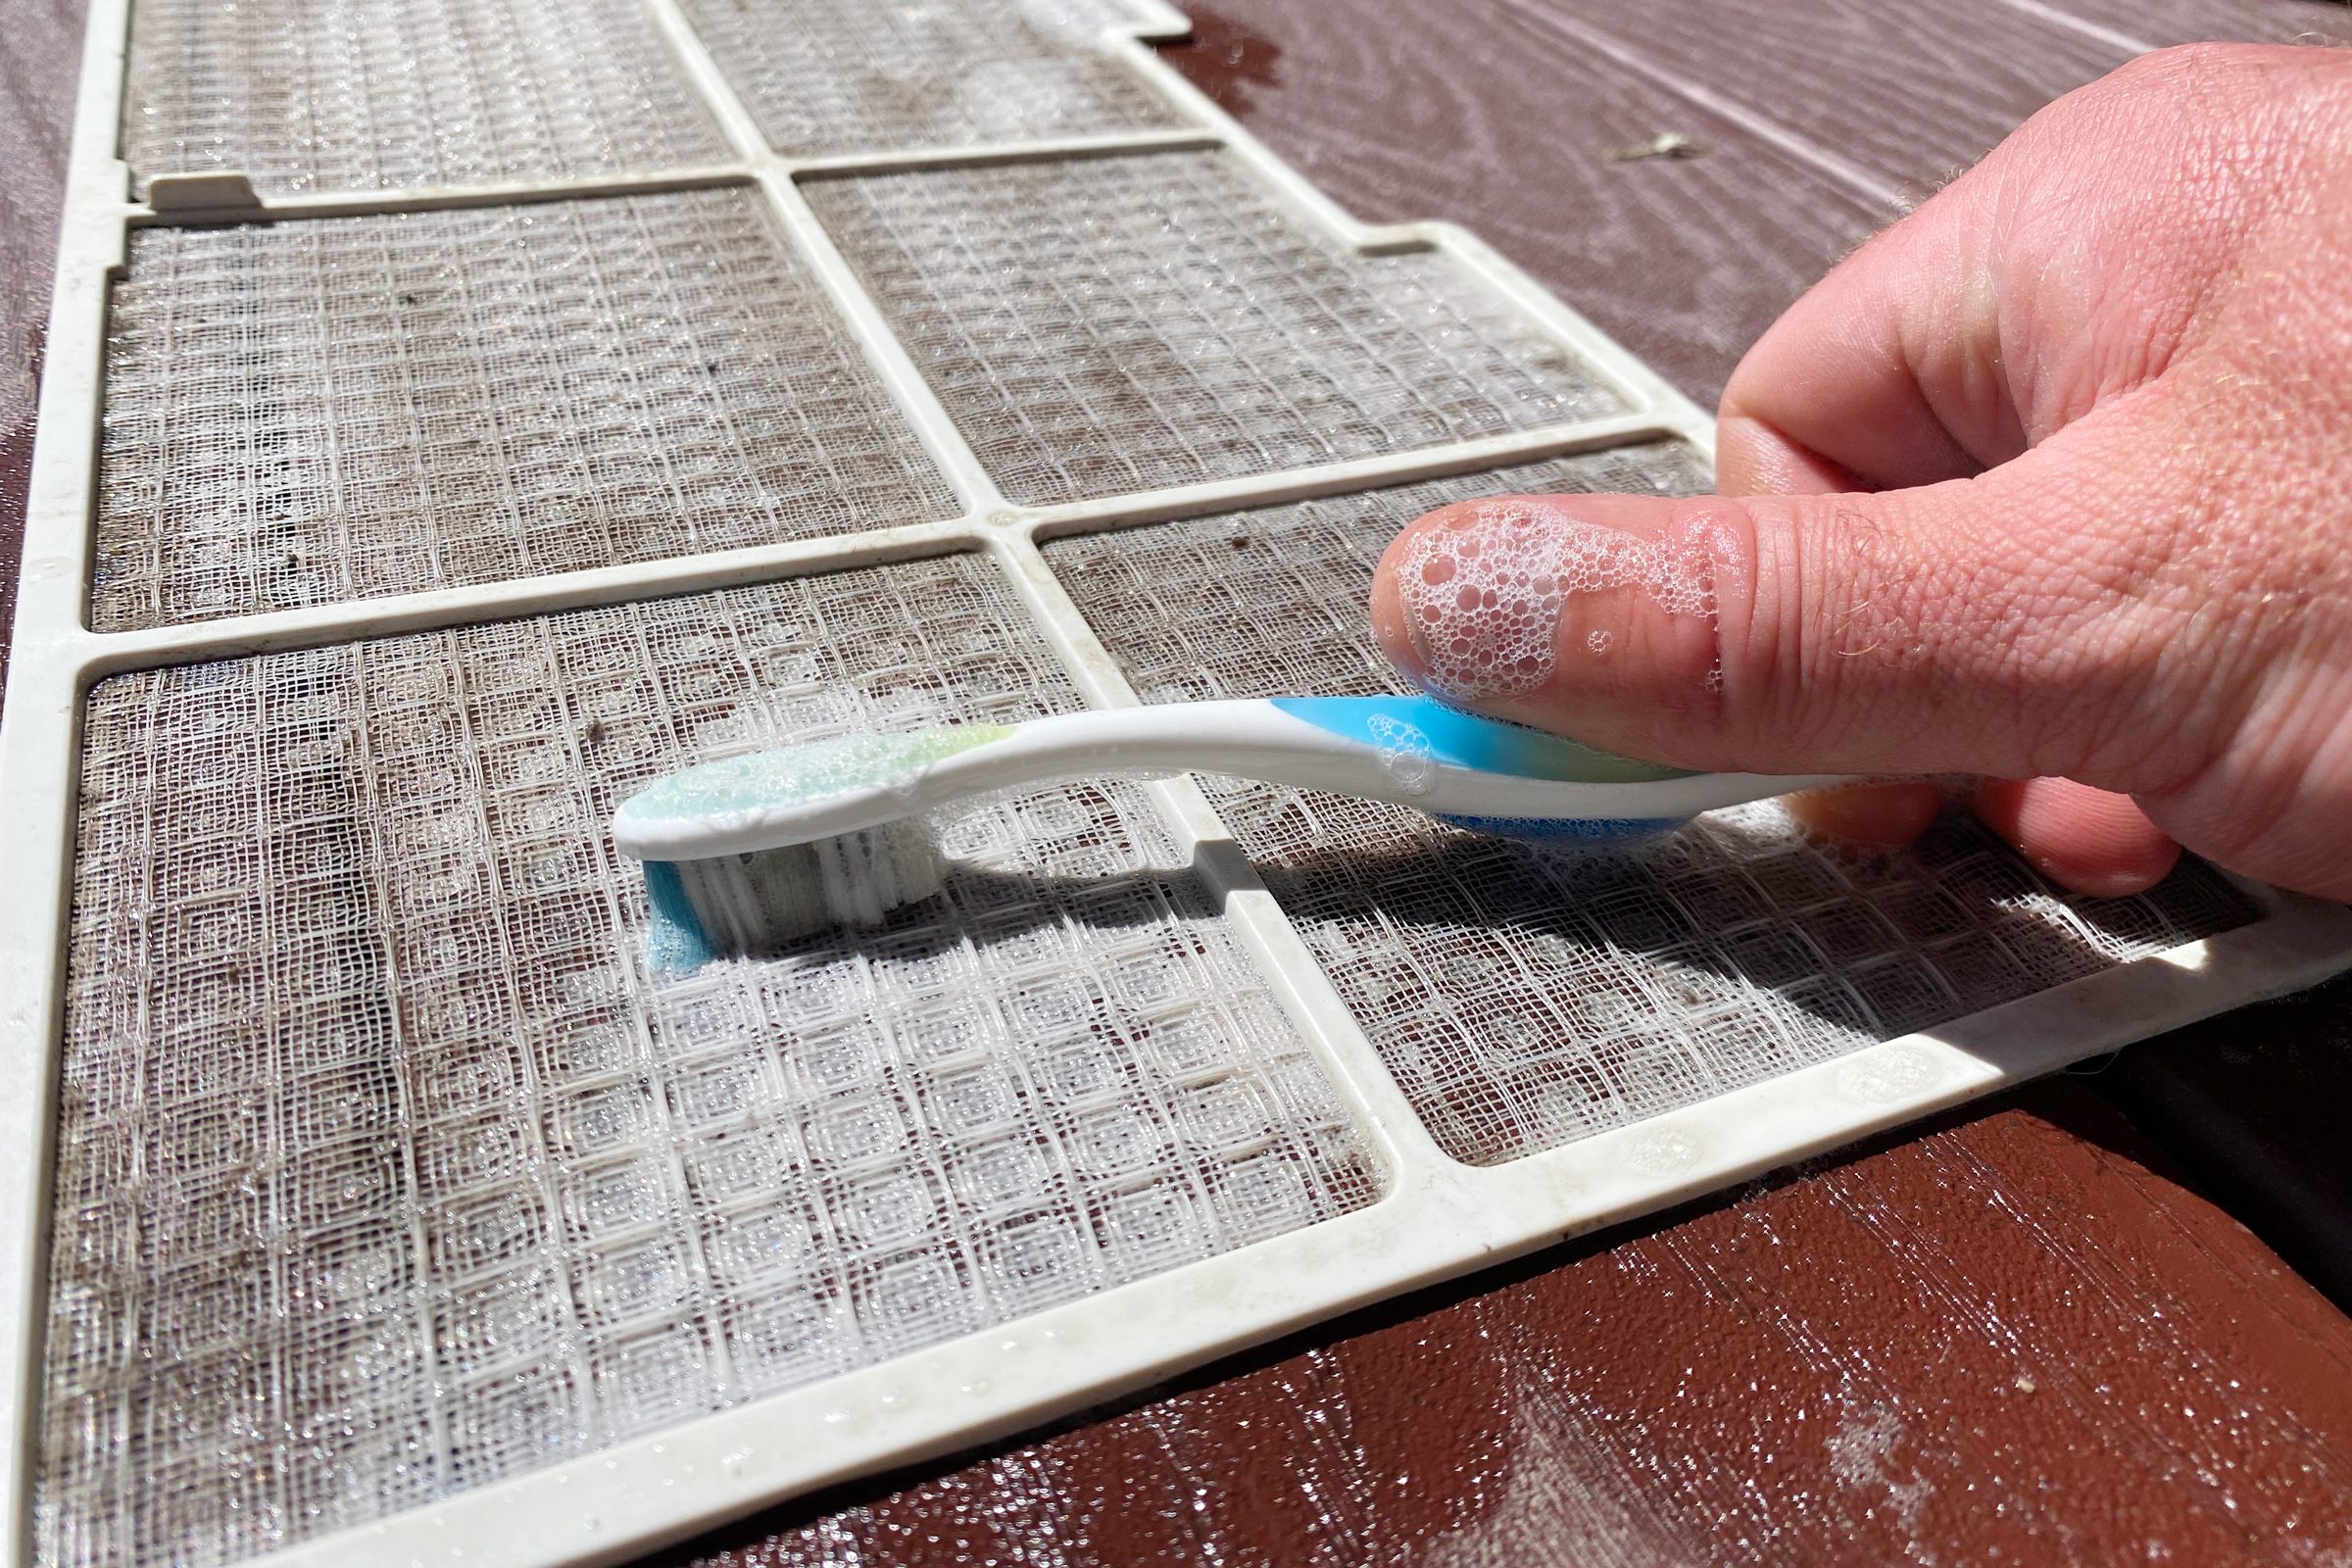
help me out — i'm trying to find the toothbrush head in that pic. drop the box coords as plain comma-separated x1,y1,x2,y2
613,725,1011,861
616,726,1012,973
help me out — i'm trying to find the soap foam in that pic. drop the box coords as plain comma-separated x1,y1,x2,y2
1396,499,1735,702
1365,711,1437,796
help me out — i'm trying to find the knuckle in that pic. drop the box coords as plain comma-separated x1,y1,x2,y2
2106,40,2277,98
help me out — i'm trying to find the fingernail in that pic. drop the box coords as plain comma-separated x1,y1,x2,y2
1975,777,2182,897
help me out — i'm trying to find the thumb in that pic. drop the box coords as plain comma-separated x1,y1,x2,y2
1367,426,2218,792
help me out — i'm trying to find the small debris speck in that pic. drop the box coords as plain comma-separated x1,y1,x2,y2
1606,131,1705,162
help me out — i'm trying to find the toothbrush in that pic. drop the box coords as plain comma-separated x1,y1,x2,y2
611,694,1845,970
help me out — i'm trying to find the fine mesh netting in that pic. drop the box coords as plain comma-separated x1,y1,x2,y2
44,556,1380,1568
1051,444,1714,704
679,0,1180,158
91,190,961,631
805,150,1625,506
122,0,729,197
1043,453,2262,1164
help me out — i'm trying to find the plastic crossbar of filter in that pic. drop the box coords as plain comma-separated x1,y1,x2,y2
4,3,2352,1568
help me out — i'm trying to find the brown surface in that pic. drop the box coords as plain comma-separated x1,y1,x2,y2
0,0,82,709
2054,0,2352,47
1534,0,2132,197
1162,1,1896,406
2102,970,2352,1310
668,1087,2352,1566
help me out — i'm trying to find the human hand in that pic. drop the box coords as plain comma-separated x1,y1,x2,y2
1370,43,2352,902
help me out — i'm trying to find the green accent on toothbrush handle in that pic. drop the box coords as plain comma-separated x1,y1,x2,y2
614,723,1015,836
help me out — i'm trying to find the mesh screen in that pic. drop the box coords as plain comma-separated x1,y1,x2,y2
122,0,729,197
804,150,1625,506
91,190,961,631
678,0,1180,158
44,557,1380,1568
1043,454,2263,1164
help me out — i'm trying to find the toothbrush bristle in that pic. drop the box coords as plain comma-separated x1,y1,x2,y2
647,820,949,970
643,859,719,974
810,818,950,929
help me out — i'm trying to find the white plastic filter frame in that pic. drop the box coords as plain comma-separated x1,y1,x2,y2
5,2,2352,1566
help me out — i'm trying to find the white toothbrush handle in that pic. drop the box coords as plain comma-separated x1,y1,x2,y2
738,701,1839,848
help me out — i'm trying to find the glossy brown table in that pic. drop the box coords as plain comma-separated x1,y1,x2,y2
9,3,2352,1564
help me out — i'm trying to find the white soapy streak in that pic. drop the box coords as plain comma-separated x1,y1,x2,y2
1983,0,2151,59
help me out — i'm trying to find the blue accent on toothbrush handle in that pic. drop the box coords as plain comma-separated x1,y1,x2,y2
1267,694,1692,784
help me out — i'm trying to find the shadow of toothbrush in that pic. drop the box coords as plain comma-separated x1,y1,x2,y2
706,806,2249,1073
713,862,1217,967
1241,815,2249,1047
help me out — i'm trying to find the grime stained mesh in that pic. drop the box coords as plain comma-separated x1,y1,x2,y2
121,0,729,198
90,190,962,632
44,557,1380,1568
804,150,1626,506
1043,453,2263,1164
678,0,1181,158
